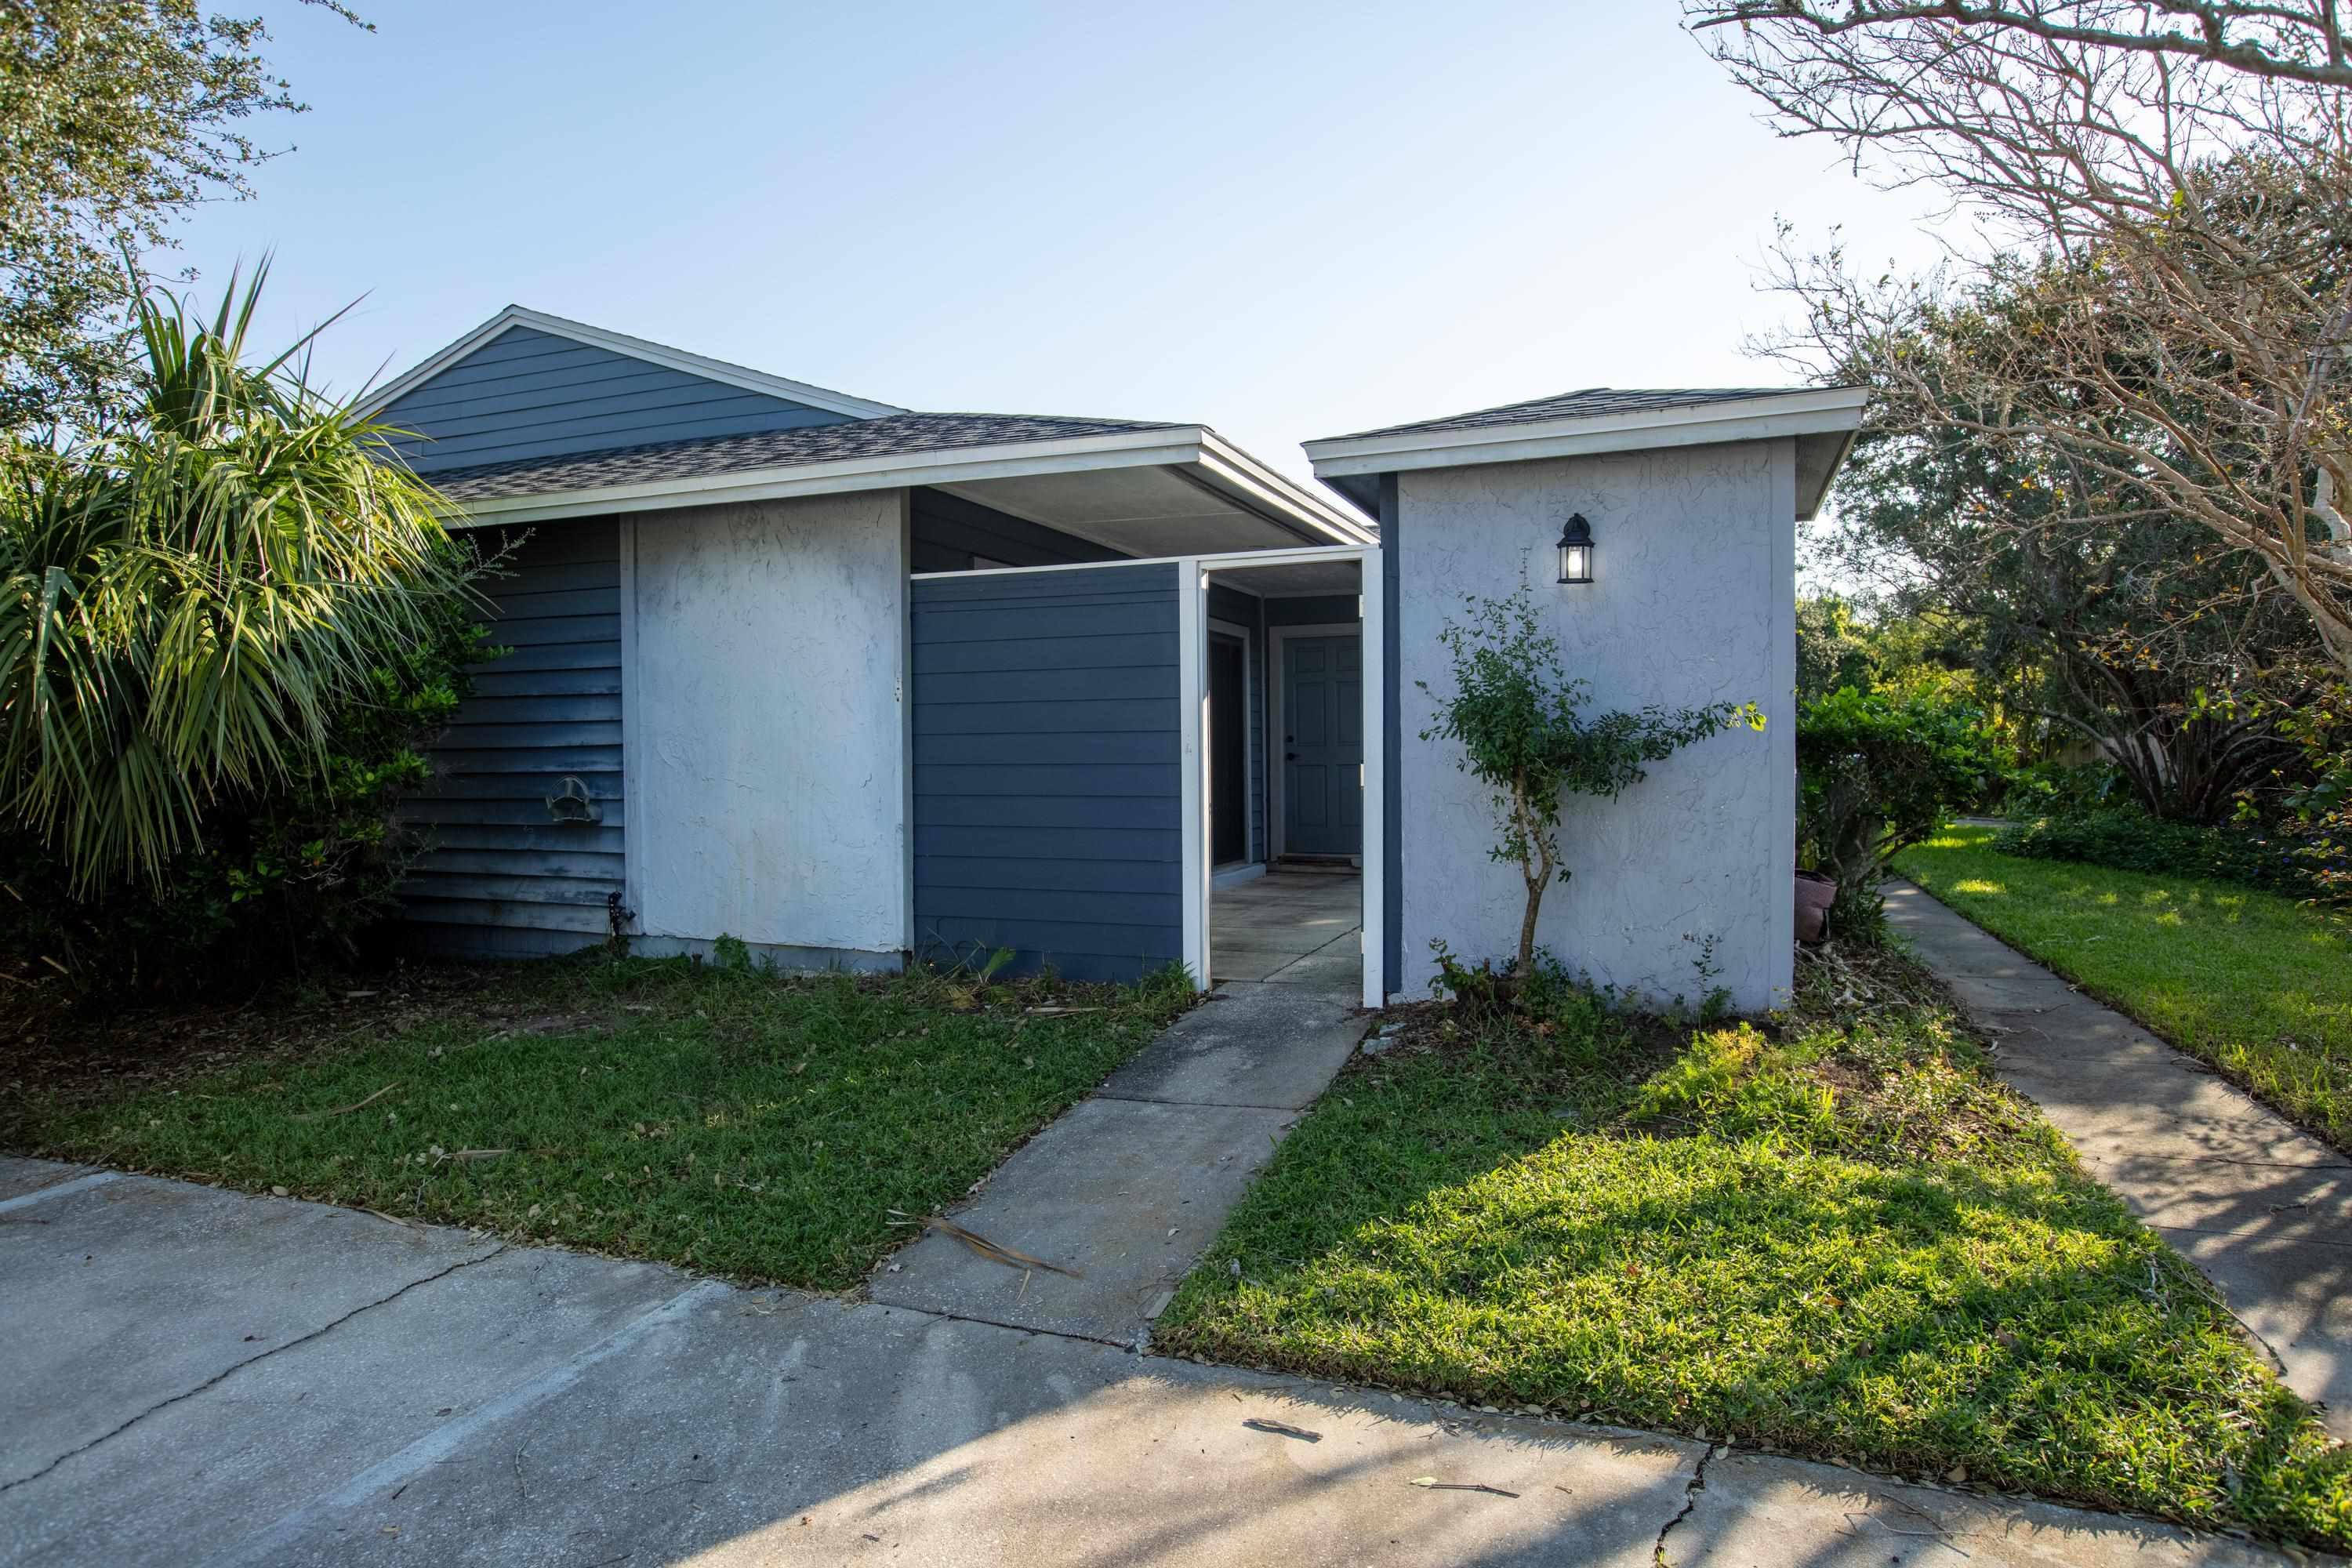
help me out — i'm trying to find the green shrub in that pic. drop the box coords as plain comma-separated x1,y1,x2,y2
0,595,489,993
1998,804,2344,903
0,267,494,997
1421,586,1759,978
1999,759,2131,817
1798,688,2002,934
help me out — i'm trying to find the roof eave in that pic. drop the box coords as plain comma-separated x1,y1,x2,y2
1304,387,1869,479
437,423,1372,547
1194,430,1377,546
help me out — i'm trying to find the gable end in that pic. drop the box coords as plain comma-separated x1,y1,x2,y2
377,325,861,476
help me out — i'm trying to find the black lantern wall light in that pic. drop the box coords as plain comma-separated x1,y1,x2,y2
1555,512,1595,585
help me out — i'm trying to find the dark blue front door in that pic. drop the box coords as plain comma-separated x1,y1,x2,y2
1282,634,1360,857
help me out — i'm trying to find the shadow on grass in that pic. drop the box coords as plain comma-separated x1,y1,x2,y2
1896,824,2352,1152
2,953,1196,1290
1154,1009,2352,1551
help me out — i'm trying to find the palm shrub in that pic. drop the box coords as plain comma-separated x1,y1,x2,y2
0,267,491,993
1798,688,2001,935
1420,586,1761,985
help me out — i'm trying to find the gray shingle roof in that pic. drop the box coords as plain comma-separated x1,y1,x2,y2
1321,387,1804,444
427,412,1183,502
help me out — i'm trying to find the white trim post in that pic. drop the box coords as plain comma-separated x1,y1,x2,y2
1178,560,1210,992
1359,548,1386,1010
895,488,916,963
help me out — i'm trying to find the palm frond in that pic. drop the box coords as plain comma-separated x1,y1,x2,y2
0,268,486,893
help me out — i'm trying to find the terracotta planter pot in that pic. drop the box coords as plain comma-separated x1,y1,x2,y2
1795,870,1837,945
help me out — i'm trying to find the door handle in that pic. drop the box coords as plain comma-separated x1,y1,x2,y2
1287,752,1298,760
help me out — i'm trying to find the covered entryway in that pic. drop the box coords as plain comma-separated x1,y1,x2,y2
909,545,1384,1007
1211,867,1361,984
1201,550,1374,1000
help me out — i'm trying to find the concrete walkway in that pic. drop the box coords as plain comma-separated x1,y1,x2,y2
1210,867,1362,985
868,952,1369,1346
0,1156,2308,1566
1886,880,2352,1438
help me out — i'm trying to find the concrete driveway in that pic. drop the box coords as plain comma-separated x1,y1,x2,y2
0,1156,2303,1567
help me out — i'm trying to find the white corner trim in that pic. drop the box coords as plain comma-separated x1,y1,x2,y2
1357,545,1386,1011
1178,561,1210,993
362,305,905,422
894,490,916,957
1303,387,1868,479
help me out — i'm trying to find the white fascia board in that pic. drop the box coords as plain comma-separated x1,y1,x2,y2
1195,431,1379,546
363,305,905,421
443,426,1217,528
1303,387,1868,479
909,542,1373,581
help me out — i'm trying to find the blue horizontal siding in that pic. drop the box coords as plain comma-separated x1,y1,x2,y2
910,631,1178,675
911,562,1183,982
914,856,1177,895
915,795,1180,829
400,521,625,955
916,731,1178,767
380,325,852,474
914,825,1179,860
909,488,1120,572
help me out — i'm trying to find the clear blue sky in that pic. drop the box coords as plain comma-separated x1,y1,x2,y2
170,1,1945,482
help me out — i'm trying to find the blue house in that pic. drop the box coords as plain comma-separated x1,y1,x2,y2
376,307,1860,1011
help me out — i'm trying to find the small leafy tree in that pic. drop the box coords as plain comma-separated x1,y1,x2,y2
2,0,371,436
1798,688,2002,930
1420,586,1762,981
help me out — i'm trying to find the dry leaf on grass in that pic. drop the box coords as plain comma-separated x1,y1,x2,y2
292,1082,401,1122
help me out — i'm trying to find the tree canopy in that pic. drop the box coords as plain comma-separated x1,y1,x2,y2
1688,0,2352,676
0,0,363,437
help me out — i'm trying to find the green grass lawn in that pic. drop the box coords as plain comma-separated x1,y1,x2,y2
2,953,1192,1288
1152,949,2350,1551
1896,822,2352,1151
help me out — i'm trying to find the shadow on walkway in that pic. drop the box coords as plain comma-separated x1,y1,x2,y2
1887,879,2352,1439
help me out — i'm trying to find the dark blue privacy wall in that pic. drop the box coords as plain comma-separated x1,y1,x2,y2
911,562,1183,983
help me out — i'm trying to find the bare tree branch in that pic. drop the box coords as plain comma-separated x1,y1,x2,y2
1690,2,2352,89
1690,0,2352,677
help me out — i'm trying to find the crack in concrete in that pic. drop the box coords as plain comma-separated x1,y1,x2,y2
866,1296,1143,1352
1653,1441,1719,1566
0,1242,508,1495
1250,925,1363,985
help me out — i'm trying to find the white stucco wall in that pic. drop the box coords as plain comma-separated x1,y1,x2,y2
626,488,909,963
1396,439,1798,1011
